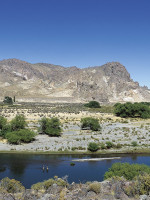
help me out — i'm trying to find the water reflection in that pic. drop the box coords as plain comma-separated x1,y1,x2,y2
131,155,137,161
0,166,6,173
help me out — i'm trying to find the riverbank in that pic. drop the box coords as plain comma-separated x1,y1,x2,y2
0,176,148,200
1,105,150,155
1,147,150,155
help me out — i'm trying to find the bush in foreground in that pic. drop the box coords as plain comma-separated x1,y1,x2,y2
124,173,150,196
31,177,67,191
39,117,62,136
88,182,101,194
104,162,150,180
81,117,101,131
0,177,25,193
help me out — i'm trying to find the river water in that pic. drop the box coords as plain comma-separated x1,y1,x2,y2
0,153,150,188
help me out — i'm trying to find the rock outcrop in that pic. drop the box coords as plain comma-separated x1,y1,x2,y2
0,178,146,200
0,58,150,103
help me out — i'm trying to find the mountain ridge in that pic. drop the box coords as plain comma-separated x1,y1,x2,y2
0,58,149,103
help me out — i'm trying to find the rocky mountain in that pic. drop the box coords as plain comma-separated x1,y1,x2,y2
0,58,150,103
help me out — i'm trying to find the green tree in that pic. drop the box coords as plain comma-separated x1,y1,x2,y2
88,142,99,152
0,115,36,144
6,129,36,144
114,102,150,119
131,141,138,147
84,101,101,108
0,116,7,130
0,116,10,137
3,96,13,104
39,117,49,133
39,117,62,137
6,132,20,144
10,115,27,131
81,117,101,131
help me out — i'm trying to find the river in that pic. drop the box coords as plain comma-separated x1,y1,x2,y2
0,153,150,188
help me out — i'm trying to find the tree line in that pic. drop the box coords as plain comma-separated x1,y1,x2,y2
114,102,150,119
0,114,101,145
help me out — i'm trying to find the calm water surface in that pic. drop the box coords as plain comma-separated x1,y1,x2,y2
0,153,150,188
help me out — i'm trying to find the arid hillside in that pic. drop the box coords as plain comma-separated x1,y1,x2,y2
0,58,150,103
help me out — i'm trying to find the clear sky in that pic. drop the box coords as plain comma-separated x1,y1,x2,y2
0,0,150,87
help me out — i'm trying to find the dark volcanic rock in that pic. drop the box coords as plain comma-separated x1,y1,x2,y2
0,179,141,200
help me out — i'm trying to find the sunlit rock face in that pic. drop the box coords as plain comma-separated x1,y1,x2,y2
0,59,150,103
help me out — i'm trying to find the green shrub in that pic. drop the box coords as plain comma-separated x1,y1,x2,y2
70,162,75,166
0,124,11,137
71,147,77,151
10,115,27,131
39,117,62,137
100,143,106,149
131,141,138,147
104,163,150,180
56,178,67,186
6,129,36,144
133,173,150,195
0,116,10,137
84,101,101,108
38,117,48,133
88,142,99,152
31,177,67,191
0,177,25,193
88,182,101,194
6,133,20,144
115,143,122,149
106,141,114,149
124,173,150,196
19,129,36,143
43,179,55,189
81,117,101,131
0,116,7,130
31,182,45,190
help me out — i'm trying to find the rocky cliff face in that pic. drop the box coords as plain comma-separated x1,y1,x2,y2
0,58,150,103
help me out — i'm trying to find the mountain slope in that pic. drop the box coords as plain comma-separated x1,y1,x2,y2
0,59,149,103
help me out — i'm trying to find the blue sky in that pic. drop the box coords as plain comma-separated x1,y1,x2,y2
0,0,150,87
